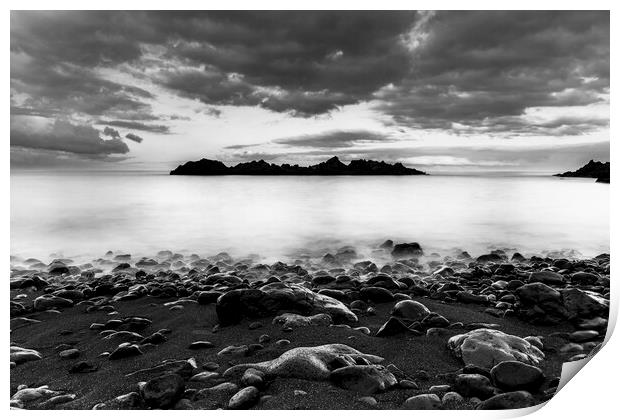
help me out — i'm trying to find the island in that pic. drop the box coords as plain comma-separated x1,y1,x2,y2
554,160,610,183
170,156,427,176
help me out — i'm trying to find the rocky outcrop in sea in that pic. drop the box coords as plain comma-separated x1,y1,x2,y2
554,160,610,183
170,156,427,176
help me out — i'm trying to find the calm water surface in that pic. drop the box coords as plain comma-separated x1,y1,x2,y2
10,172,610,262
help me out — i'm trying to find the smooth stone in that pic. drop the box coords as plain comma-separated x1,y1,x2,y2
448,328,545,370
329,365,397,394
228,386,259,409
141,373,185,408
59,349,80,359
189,341,215,350
453,374,496,399
529,271,565,285
403,393,441,410
490,361,544,391
476,391,536,409
569,330,599,343
391,299,431,321
442,391,465,406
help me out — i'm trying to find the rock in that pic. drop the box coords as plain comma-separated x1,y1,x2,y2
391,243,423,258
402,393,441,409
360,286,394,303
399,379,419,389
223,344,384,381
569,330,599,343
391,299,431,321
529,271,565,285
188,341,215,350
189,371,220,382
448,329,545,370
329,365,397,394
194,382,239,400
561,288,609,319
442,391,465,406
357,396,378,407
59,349,80,359
453,374,496,399
241,368,265,388
228,386,259,409
273,313,332,329
490,361,544,392
92,392,142,410
421,313,450,329
218,345,250,357
456,291,488,304
216,283,357,325
33,295,73,311
476,391,536,409
141,373,185,408
571,271,599,285
12,386,62,403
248,322,263,330
108,344,143,360
376,317,418,337
69,361,98,373
10,346,42,364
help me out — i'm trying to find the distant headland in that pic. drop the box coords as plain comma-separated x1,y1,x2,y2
170,156,427,176
554,160,610,183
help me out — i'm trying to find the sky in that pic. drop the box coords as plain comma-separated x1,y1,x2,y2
10,10,610,174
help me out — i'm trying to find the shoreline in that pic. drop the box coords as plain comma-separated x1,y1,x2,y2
10,244,610,410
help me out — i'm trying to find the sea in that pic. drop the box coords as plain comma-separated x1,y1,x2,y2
10,171,610,263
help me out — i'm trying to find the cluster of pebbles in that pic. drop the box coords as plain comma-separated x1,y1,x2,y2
10,242,610,410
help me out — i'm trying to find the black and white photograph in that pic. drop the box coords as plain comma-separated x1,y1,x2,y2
9,6,611,411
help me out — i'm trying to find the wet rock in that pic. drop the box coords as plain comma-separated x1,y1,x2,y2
329,365,397,394
571,271,599,285
490,361,544,391
448,329,545,370
569,330,599,343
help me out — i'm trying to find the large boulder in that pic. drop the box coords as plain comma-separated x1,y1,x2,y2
448,329,545,370
216,283,357,325
329,365,397,394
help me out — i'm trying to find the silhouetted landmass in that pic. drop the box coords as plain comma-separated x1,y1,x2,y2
554,160,610,183
170,156,427,176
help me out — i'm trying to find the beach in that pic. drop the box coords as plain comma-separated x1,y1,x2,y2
10,244,610,409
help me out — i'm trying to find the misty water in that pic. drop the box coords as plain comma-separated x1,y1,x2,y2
10,171,609,263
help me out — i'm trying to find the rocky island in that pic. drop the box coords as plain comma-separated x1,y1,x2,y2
10,243,609,410
170,156,427,176
554,160,610,183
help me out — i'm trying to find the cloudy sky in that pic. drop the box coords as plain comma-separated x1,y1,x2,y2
10,10,609,173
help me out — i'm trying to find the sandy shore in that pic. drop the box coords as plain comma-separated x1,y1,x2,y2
10,245,610,410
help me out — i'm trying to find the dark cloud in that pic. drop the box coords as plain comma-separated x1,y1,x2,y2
273,130,390,148
374,11,609,133
125,133,143,143
11,119,130,157
10,10,609,143
97,120,170,134
103,126,121,139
